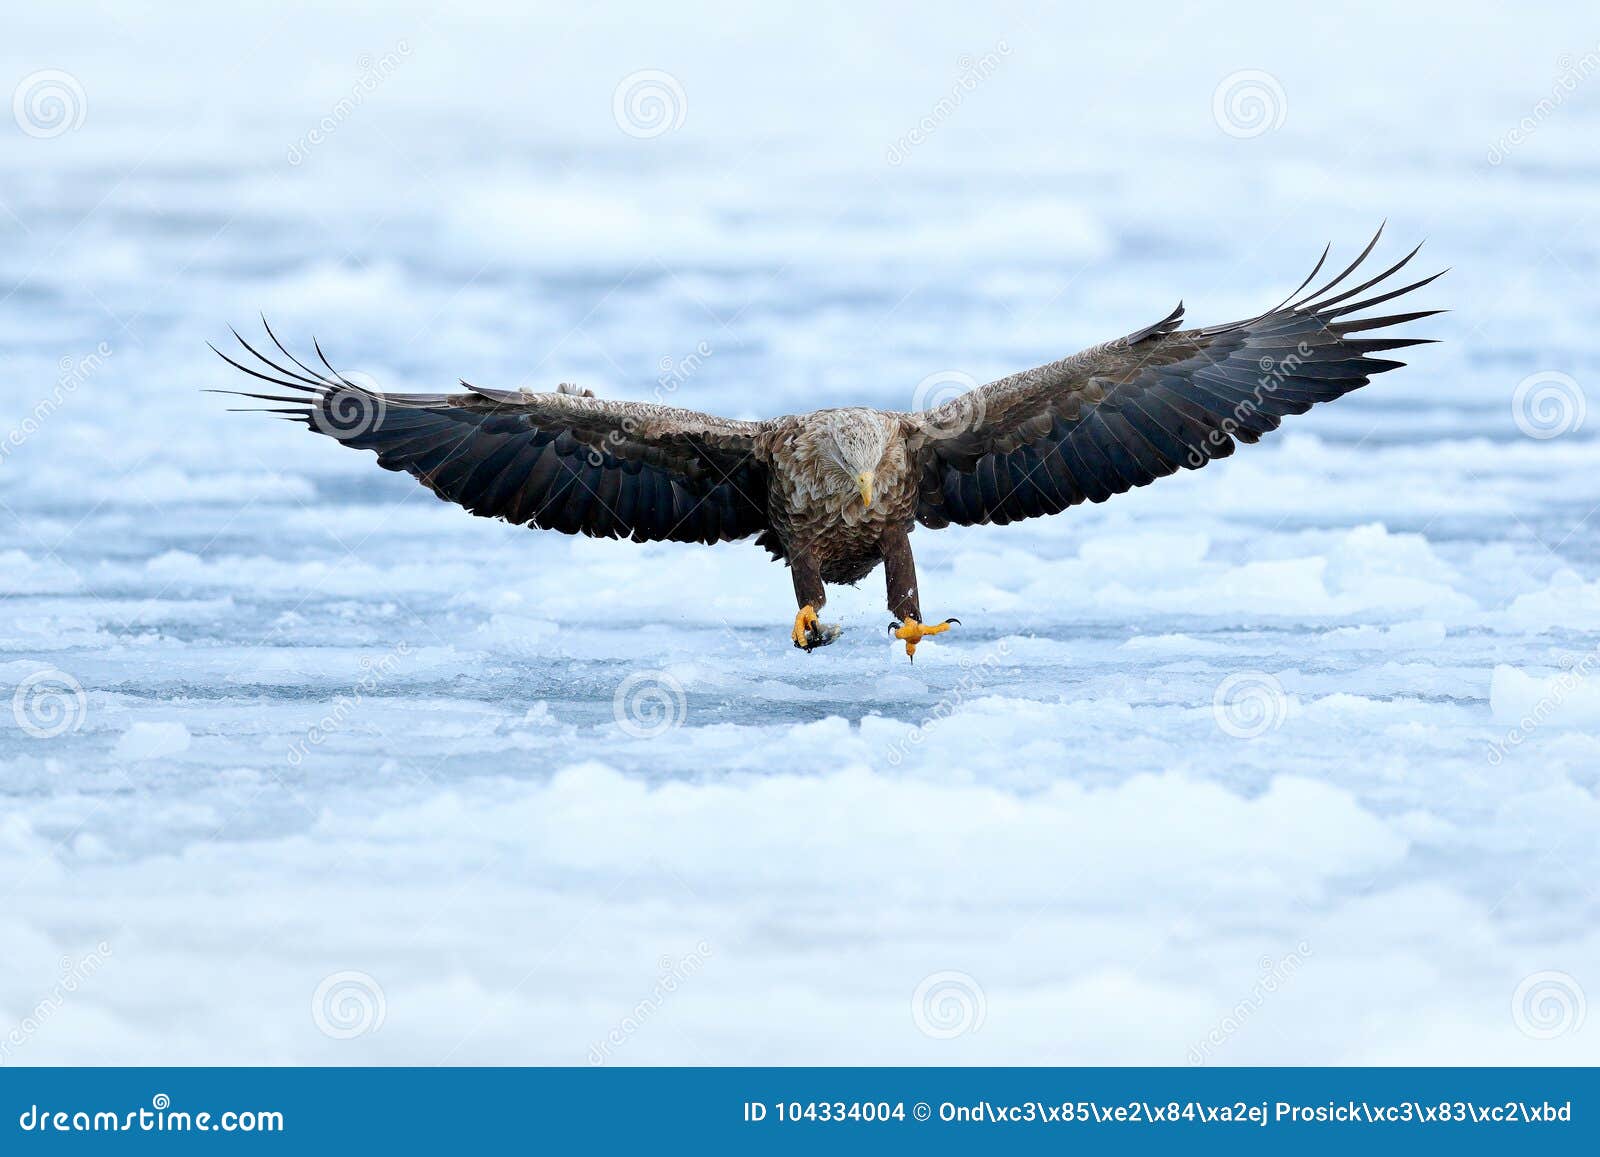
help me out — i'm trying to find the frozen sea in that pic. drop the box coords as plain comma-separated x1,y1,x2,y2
2,3,1597,1064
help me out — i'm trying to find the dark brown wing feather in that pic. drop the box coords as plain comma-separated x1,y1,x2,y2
910,229,1444,528
212,327,770,544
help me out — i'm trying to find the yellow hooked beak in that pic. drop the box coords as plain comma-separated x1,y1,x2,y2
856,470,875,508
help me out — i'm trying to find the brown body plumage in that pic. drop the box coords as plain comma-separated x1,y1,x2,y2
761,409,916,584
215,229,1441,657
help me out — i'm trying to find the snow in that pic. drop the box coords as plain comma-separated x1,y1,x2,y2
2,0,1598,1066
110,722,191,763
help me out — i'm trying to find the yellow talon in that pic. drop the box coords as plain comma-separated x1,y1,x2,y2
792,605,821,651
889,615,960,662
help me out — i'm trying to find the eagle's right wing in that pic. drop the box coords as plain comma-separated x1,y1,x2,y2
908,230,1443,528
214,325,770,544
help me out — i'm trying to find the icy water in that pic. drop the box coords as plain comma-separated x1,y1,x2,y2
2,4,1598,1063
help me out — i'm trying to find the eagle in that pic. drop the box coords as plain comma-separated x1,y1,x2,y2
216,230,1440,659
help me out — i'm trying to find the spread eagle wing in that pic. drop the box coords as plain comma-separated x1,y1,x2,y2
213,325,769,544
907,229,1444,528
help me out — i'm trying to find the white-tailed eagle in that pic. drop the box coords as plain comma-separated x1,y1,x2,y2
216,229,1440,658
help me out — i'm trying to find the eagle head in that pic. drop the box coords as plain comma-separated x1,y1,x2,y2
821,409,894,509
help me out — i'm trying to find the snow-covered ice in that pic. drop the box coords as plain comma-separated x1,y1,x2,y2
1,2,1597,1064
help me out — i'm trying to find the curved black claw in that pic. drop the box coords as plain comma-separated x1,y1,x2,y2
796,622,842,651
889,614,960,663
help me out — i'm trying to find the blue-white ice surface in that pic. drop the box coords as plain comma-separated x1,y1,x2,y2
1,3,1597,1064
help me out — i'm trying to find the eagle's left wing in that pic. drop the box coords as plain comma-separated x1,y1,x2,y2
214,325,769,545
908,230,1443,528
